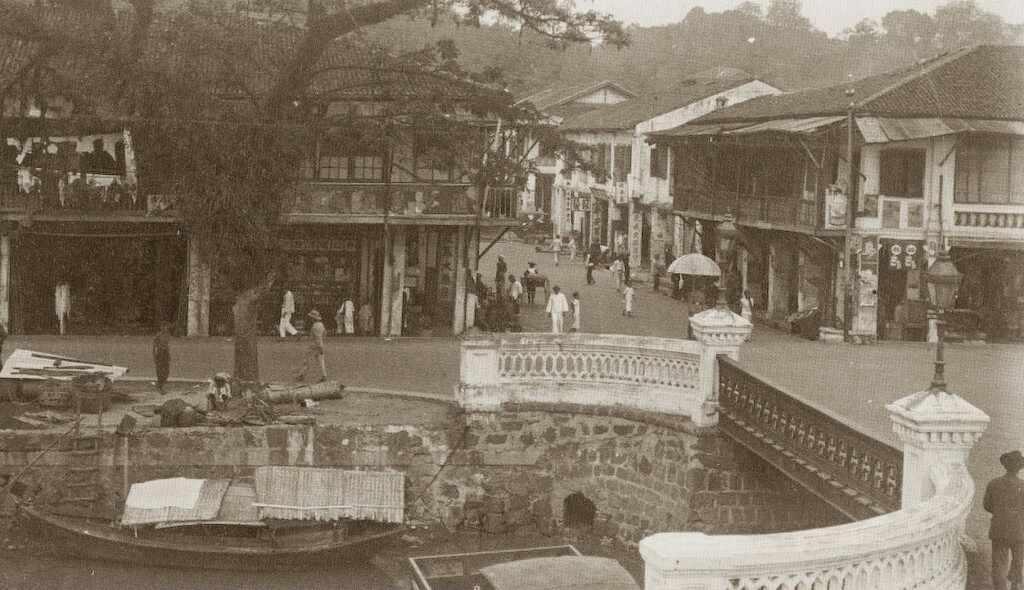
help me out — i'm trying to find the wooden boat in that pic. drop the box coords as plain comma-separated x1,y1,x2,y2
21,467,406,571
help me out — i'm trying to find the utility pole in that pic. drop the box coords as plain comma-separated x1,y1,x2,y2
843,83,856,342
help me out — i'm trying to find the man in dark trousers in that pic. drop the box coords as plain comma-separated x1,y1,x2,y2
152,323,171,394
985,450,1024,590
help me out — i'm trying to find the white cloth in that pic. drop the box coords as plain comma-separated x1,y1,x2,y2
125,478,205,510
624,287,635,313
281,290,295,314
546,292,569,334
572,300,581,330
54,284,70,335
336,300,355,334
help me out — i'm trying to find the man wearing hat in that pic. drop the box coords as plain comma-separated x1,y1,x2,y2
985,450,1024,590
298,310,327,383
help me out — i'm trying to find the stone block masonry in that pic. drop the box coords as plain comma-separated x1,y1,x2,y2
0,406,843,545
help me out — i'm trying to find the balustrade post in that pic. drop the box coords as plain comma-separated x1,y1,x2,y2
457,338,502,411
689,303,751,427
887,388,988,509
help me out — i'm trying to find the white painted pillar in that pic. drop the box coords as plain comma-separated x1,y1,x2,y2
888,389,989,509
186,239,211,337
688,305,752,427
453,227,467,335
0,235,10,331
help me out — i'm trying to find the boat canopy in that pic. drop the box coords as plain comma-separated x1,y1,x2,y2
253,466,405,524
120,468,405,527
480,556,640,590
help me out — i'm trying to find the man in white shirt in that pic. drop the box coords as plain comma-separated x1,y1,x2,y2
545,285,569,334
509,275,523,314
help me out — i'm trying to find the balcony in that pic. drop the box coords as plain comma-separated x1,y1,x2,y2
673,185,820,233
290,182,518,222
0,174,156,218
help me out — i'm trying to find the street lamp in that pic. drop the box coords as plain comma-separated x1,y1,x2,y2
923,248,962,391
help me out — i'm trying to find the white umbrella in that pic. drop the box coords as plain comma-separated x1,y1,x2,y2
666,253,721,276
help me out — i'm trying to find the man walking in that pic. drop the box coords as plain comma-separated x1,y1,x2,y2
298,310,327,383
985,450,1024,590
610,257,624,292
623,281,635,317
509,274,523,314
569,236,577,263
495,255,507,290
152,323,171,394
279,290,298,339
571,292,581,332
585,253,595,285
545,285,569,334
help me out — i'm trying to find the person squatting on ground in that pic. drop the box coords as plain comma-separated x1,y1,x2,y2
298,310,327,383
546,285,569,334
986,450,1024,590
152,323,171,394
279,289,298,339
206,372,231,411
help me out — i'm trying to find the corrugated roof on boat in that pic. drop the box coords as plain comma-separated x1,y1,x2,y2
254,467,404,524
121,479,231,526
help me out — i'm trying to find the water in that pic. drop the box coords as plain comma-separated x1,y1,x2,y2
1,551,393,590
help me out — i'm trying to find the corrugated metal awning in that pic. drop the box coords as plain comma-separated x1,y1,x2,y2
856,117,1024,144
254,467,405,524
722,116,846,136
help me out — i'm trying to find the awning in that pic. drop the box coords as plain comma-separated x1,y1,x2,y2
722,116,846,136
254,467,405,524
856,117,1024,144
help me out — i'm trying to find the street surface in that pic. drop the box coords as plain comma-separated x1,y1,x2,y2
3,237,1022,586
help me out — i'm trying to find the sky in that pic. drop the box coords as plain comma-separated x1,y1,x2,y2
587,0,1024,36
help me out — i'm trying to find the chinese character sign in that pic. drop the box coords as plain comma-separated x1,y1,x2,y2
883,239,924,271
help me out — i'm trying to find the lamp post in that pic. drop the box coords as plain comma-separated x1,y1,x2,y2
923,248,962,391
716,214,739,309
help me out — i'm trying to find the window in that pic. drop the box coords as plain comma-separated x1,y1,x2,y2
318,155,350,180
312,133,384,181
352,155,384,181
879,148,925,198
955,135,1024,204
650,144,669,179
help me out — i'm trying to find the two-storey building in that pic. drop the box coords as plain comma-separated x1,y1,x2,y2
651,44,1024,342
0,17,521,338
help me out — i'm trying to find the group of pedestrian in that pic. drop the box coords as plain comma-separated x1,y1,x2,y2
280,289,374,339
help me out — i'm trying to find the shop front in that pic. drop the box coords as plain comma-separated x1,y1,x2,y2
950,245,1024,341
11,222,186,335
875,238,927,342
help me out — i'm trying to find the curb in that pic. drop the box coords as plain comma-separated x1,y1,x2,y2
116,376,454,404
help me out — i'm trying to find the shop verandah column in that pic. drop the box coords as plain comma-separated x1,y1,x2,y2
186,239,211,337
0,234,10,332
379,226,406,337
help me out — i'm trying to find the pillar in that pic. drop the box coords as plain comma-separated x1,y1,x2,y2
359,236,371,305
627,199,642,264
452,227,467,334
186,239,211,337
688,304,752,427
0,234,10,331
887,388,988,509
379,227,407,337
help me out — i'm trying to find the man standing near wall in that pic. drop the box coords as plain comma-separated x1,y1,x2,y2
985,450,1024,590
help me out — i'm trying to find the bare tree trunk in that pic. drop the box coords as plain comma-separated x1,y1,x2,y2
231,271,277,393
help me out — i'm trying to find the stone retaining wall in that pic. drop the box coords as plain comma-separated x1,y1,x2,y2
1,406,843,545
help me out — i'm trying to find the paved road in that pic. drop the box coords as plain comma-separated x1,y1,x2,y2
4,237,1022,587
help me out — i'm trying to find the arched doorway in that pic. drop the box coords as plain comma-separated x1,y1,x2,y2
562,492,596,528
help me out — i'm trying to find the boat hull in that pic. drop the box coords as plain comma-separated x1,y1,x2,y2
22,506,404,571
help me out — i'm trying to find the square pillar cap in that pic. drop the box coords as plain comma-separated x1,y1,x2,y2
887,389,989,445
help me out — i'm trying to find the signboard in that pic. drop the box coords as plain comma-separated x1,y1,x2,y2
883,239,925,271
570,192,590,212
824,185,847,229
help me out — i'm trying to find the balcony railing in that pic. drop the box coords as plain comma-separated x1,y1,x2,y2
290,182,518,219
0,175,147,216
673,185,820,231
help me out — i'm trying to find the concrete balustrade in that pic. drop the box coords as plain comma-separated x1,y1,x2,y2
639,387,989,590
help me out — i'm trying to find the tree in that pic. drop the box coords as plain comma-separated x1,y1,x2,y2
880,9,936,47
0,0,627,389
844,18,881,47
765,0,811,30
933,0,1007,48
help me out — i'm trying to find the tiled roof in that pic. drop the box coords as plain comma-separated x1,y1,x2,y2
561,69,758,131
691,44,1024,125
518,80,636,112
